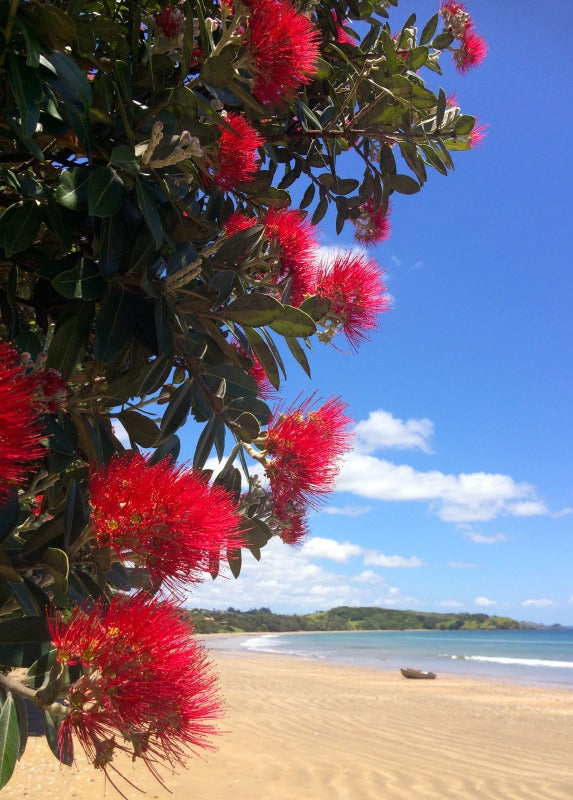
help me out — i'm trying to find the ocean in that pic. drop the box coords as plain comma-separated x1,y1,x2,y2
205,628,573,689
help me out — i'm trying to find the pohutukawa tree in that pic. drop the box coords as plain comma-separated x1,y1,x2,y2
0,0,486,791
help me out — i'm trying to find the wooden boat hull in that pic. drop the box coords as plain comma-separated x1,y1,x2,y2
400,667,437,679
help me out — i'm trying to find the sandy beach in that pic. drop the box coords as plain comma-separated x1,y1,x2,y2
4,650,573,800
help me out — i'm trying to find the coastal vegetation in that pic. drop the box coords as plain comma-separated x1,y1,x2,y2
187,606,521,633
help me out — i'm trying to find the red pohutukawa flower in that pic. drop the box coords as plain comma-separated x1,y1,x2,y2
440,1,487,74
225,209,317,304
264,208,318,305
265,396,353,531
313,252,390,349
89,453,243,593
33,367,68,414
245,0,320,106
0,342,45,504
453,30,488,73
155,4,185,38
352,198,391,247
50,595,221,779
468,121,488,149
214,113,264,191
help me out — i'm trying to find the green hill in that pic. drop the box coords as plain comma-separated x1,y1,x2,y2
186,606,521,634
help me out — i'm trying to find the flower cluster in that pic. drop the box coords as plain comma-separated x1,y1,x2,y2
245,0,320,106
263,396,353,543
214,113,264,191
440,1,487,73
0,342,45,504
352,198,392,247
154,4,185,38
89,453,243,593
49,594,221,778
313,252,390,350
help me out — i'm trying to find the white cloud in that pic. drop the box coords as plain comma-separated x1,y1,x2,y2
464,532,508,544
508,501,548,517
184,538,408,614
363,550,424,568
354,409,434,454
475,596,497,608
302,537,362,563
352,570,384,585
338,451,543,524
440,600,464,609
448,561,477,568
321,505,372,517
522,598,554,608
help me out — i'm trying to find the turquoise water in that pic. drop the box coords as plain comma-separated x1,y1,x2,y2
207,629,573,688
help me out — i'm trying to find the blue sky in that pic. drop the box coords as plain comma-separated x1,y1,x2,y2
179,1,573,625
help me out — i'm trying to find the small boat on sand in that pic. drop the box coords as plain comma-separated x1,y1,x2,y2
400,667,437,680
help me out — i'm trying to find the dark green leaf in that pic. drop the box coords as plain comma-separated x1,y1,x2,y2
285,337,311,378
7,56,42,136
87,167,123,218
43,710,73,766
454,114,476,136
299,183,315,210
110,145,140,175
300,294,331,322
0,201,41,257
232,412,260,443
52,259,106,300
46,52,92,109
154,296,173,357
94,289,133,362
136,180,163,248
40,548,69,594
201,53,235,88
420,13,439,45
12,695,27,761
385,174,421,195
159,382,193,437
243,327,280,390
432,31,454,49
408,46,429,70
269,306,316,338
228,547,242,579
311,195,328,225
55,167,90,211
0,496,20,544
118,409,160,448
108,562,131,591
436,88,447,130
224,294,283,327
149,434,180,465
45,302,94,379
64,481,89,549
0,694,20,789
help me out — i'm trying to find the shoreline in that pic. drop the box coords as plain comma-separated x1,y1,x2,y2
4,650,573,800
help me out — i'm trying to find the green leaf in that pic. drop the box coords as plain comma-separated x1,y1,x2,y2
300,295,331,322
136,180,163,248
0,496,20,544
232,412,260,443
419,13,439,46
269,306,316,338
224,294,283,327
299,183,315,210
149,434,180,465
436,87,447,130
43,710,73,766
110,145,140,175
118,409,160,448
243,327,280,390
13,695,27,761
432,31,455,50
207,364,259,400
52,259,106,300
228,547,242,579
154,296,173,357
7,56,42,136
311,195,328,225
285,337,311,378
385,174,421,195
94,289,133,362
454,114,476,136
201,53,235,88
64,480,89,549
46,52,92,110
159,382,193,438
0,694,20,789
254,187,291,209
45,303,94,379
0,201,41,257
40,548,69,595
55,167,90,211
87,167,123,218
408,46,429,70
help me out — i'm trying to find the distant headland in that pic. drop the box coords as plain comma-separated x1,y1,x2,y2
186,606,564,634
